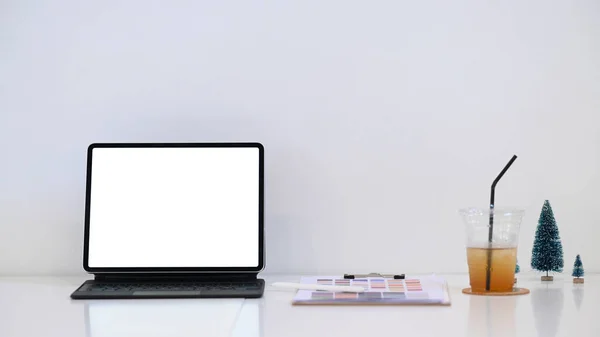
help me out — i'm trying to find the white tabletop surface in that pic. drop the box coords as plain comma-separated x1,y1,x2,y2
0,273,597,337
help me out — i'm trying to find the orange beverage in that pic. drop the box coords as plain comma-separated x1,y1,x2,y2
460,207,525,293
467,247,517,292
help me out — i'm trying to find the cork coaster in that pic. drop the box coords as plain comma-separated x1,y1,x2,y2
462,287,530,296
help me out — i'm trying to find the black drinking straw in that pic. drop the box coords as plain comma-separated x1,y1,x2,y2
486,155,518,291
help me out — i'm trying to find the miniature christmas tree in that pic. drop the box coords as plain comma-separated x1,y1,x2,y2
514,259,520,284
572,254,584,283
531,200,564,281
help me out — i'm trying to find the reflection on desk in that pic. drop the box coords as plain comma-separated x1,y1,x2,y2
0,274,598,337
572,285,584,311
241,274,599,337
532,283,565,337
467,294,518,337
231,298,263,337
84,299,246,337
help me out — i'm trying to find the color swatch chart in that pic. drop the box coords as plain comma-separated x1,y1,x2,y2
319,277,422,291
292,275,451,305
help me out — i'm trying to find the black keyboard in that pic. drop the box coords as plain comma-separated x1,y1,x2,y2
70,279,265,299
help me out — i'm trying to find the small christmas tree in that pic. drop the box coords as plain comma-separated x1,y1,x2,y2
572,254,584,283
514,259,520,284
531,200,564,281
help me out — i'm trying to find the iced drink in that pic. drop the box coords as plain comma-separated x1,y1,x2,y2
460,208,524,293
467,247,517,292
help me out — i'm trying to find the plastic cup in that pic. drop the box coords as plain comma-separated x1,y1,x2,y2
459,208,525,292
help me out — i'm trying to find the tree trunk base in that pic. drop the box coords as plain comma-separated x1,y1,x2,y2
514,277,517,284
541,276,553,281
573,278,584,284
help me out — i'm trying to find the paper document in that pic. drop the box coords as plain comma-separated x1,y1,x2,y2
292,275,451,305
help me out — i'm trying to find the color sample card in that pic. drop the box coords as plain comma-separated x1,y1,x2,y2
311,291,334,300
405,279,423,291
358,292,382,300
351,279,369,289
334,279,351,286
370,279,386,289
292,275,451,305
389,288,406,292
334,292,358,300
383,292,406,299
387,279,406,292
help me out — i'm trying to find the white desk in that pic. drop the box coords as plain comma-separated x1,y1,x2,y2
1,273,597,337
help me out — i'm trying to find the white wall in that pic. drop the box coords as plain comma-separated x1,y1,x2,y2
1,0,599,276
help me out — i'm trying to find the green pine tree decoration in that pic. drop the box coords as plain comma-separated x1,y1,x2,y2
572,254,584,283
514,259,520,284
531,200,564,281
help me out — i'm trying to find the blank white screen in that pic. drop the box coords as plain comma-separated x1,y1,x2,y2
87,146,260,268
